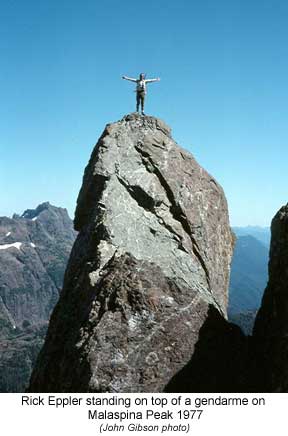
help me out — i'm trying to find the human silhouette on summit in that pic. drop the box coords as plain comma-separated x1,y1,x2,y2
122,73,160,115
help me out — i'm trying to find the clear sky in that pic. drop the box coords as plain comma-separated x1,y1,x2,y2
1,0,287,226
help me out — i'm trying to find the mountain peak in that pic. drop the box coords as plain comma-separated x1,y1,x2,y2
21,202,51,220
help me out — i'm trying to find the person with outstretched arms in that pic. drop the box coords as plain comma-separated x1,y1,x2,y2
122,73,160,115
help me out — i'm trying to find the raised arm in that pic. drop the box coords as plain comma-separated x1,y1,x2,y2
145,78,160,83
122,76,137,82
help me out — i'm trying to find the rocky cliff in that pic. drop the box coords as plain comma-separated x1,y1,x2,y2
0,203,76,392
29,113,237,393
253,204,288,391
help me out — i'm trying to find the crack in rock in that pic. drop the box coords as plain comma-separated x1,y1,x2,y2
135,144,211,290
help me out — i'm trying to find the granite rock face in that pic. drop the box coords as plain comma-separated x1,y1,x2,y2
29,113,235,392
253,204,288,391
0,203,76,392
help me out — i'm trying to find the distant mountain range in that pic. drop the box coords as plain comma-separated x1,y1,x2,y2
232,226,270,247
228,226,270,334
0,203,76,392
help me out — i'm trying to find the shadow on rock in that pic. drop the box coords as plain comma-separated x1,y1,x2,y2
165,305,257,393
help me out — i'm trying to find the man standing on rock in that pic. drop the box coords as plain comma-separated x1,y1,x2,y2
122,73,160,115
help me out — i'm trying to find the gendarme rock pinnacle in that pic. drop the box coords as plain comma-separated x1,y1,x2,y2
29,113,236,392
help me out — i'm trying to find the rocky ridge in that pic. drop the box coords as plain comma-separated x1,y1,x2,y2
253,204,288,391
0,203,76,392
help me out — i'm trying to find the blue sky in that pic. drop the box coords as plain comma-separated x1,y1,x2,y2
1,0,287,226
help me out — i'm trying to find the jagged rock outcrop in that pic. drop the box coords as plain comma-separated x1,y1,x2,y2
0,203,76,392
29,113,235,393
253,204,288,391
